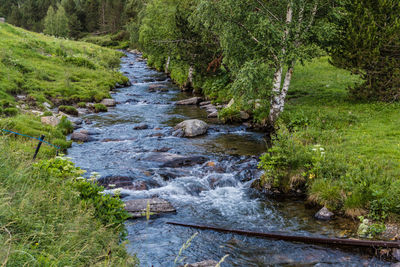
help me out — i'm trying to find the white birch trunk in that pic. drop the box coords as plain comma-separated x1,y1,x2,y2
165,56,170,74
268,2,293,128
187,65,194,87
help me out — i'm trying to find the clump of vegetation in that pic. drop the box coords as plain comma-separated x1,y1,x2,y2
0,139,138,266
77,102,87,108
93,103,108,113
58,105,78,116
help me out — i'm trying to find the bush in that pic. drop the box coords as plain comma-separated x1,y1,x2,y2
94,103,108,113
64,56,97,70
58,105,78,116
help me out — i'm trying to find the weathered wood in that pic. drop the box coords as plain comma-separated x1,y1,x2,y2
167,221,400,249
125,198,175,218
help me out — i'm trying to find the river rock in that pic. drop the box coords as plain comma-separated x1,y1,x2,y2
181,260,218,267
43,102,52,110
124,198,175,218
240,111,250,120
208,111,218,118
199,101,211,106
162,155,207,168
133,124,149,130
70,131,93,142
144,153,185,163
100,98,116,107
41,116,60,127
176,97,202,105
315,207,334,221
98,176,133,189
173,119,208,137
393,249,400,262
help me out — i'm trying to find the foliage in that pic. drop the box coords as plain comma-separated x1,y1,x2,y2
0,139,138,266
44,4,69,38
330,0,400,101
94,103,108,113
258,57,400,219
58,105,78,116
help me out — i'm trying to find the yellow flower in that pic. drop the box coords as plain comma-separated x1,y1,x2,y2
309,173,315,179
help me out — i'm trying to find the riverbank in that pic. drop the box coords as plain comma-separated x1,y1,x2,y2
138,46,400,240
0,23,137,265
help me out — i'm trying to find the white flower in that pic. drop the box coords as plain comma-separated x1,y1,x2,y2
109,184,116,188
76,177,85,181
98,191,104,195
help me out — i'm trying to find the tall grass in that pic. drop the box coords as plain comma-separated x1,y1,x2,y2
0,137,138,266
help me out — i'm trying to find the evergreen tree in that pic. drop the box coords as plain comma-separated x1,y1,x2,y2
330,0,400,101
44,5,57,35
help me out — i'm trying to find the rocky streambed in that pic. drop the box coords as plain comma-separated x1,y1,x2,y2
66,51,392,266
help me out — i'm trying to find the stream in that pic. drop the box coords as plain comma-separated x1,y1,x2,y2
67,51,389,266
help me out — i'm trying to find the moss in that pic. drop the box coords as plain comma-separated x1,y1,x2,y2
58,105,78,116
77,102,86,108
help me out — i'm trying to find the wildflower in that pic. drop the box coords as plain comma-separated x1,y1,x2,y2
98,191,104,195
309,173,315,179
76,177,85,181
114,188,121,195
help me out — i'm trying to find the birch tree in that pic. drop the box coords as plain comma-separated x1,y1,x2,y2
193,0,330,131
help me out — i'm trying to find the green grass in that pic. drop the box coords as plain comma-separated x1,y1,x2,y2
0,23,128,110
0,137,138,266
260,57,400,221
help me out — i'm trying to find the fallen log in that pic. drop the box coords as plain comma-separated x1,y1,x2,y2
167,221,400,249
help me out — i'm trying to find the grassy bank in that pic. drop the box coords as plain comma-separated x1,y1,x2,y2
0,137,138,266
258,57,400,228
0,22,128,114
0,24,138,265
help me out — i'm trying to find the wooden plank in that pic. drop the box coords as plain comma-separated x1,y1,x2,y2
167,221,400,249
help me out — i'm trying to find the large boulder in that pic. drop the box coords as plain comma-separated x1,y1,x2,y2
41,116,60,127
100,98,116,107
176,97,202,105
173,119,208,137
124,198,175,218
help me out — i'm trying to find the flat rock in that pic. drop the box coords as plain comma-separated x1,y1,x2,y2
98,176,133,189
124,198,175,218
174,119,208,137
70,131,93,142
208,111,218,118
162,155,207,168
181,260,218,267
100,98,116,107
199,101,211,106
144,152,185,163
176,97,202,105
133,124,149,130
315,207,334,221
41,116,60,127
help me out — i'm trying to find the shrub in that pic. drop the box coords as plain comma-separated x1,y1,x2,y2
58,105,78,116
64,56,97,70
94,103,108,113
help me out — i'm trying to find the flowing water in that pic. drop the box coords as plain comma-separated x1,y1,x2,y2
68,52,390,266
